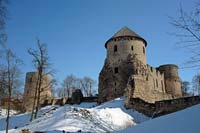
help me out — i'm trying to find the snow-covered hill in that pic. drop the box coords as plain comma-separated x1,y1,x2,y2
118,103,200,133
0,97,149,133
2,97,198,133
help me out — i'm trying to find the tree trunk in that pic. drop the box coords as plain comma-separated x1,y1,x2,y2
30,77,39,122
34,69,43,119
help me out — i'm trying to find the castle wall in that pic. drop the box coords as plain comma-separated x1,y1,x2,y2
23,72,52,112
126,96,200,117
126,65,172,104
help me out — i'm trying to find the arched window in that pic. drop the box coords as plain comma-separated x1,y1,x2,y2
143,47,145,54
131,46,133,51
114,45,117,52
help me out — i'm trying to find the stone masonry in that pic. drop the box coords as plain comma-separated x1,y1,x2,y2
23,72,52,112
98,27,182,104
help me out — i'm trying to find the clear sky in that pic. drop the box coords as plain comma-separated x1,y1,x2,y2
5,0,197,88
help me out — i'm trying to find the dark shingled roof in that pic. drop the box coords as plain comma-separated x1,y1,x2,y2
105,26,147,48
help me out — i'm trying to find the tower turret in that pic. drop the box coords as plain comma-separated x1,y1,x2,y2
158,64,182,97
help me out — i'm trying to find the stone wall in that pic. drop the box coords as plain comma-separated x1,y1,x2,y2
41,96,98,107
1,98,24,111
126,96,200,117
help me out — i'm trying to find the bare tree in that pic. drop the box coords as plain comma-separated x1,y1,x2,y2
61,74,78,97
60,75,97,97
28,39,53,121
170,1,200,68
4,49,22,133
192,73,200,95
181,81,190,96
0,65,7,99
80,76,96,97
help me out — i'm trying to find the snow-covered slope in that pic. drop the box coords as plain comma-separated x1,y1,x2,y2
118,103,200,133
0,97,149,133
0,108,18,119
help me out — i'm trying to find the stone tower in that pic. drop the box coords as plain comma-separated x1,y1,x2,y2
105,26,147,65
23,72,52,112
98,27,182,104
158,65,182,97
98,27,147,103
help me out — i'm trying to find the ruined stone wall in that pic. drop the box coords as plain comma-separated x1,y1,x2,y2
126,96,200,117
23,72,52,112
98,53,174,104
125,64,172,104
1,98,24,111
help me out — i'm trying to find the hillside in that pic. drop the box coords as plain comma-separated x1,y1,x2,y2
0,97,149,132
1,97,199,133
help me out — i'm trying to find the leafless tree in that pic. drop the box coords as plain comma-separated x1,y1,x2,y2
61,74,78,97
60,75,96,97
170,1,200,68
192,73,200,95
181,81,190,96
79,76,96,97
28,39,53,121
4,49,22,133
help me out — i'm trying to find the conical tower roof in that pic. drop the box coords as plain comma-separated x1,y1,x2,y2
105,26,147,48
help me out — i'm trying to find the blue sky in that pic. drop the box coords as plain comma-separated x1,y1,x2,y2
6,0,197,88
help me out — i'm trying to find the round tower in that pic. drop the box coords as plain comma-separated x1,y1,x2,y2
98,27,147,103
158,64,182,98
23,72,52,112
105,26,147,66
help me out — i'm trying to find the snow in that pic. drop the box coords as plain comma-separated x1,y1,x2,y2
0,108,19,119
1,97,199,133
118,103,200,133
0,97,148,133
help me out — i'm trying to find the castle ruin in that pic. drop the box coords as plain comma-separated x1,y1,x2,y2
23,72,52,112
98,27,182,104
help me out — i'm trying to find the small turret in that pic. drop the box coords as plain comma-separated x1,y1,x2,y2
158,64,182,97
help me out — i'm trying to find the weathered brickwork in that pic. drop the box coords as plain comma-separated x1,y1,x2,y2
98,27,182,104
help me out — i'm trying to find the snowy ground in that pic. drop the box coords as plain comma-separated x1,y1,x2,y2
0,108,18,119
118,103,200,133
0,97,149,133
